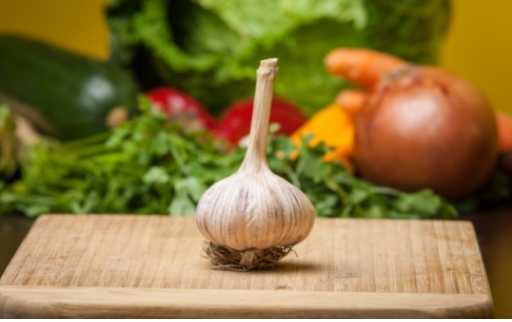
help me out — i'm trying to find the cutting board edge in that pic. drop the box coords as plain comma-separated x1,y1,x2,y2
0,286,493,318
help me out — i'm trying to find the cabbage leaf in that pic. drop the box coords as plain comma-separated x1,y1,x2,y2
108,0,450,114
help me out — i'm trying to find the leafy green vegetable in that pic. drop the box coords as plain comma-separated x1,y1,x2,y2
0,101,456,219
107,0,450,114
0,100,240,217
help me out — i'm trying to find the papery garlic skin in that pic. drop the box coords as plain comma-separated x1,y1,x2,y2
196,167,315,251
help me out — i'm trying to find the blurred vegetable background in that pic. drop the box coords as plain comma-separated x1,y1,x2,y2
1,0,511,115
106,0,449,115
0,0,510,219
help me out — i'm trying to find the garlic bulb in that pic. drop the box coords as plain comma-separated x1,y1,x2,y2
195,58,316,270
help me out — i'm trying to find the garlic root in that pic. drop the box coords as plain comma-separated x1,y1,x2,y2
205,243,293,271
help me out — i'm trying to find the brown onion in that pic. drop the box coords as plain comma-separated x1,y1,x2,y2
354,66,497,198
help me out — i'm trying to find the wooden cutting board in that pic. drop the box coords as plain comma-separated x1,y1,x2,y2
0,215,493,318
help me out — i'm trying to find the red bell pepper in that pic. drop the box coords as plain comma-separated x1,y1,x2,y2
147,87,217,131
214,97,307,145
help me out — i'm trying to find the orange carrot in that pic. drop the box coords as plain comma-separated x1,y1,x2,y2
335,90,368,117
497,112,512,153
325,48,404,89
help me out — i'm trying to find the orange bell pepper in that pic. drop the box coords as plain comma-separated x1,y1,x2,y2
291,103,354,165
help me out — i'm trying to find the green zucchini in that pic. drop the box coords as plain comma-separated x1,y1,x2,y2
0,35,138,140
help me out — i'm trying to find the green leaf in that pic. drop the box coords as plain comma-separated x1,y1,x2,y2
174,177,207,202
169,195,196,216
143,167,170,184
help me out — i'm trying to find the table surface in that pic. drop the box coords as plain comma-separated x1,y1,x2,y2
0,210,510,317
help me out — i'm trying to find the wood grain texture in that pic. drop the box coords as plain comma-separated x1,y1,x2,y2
0,215,493,318
0,287,491,318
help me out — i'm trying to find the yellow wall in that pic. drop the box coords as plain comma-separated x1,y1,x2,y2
0,0,109,59
441,0,512,113
0,0,511,113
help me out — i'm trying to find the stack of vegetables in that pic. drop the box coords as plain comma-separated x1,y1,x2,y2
0,0,510,219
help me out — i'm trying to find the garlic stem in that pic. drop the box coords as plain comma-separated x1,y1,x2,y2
240,58,278,172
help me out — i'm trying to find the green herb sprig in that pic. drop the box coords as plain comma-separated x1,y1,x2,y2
0,101,457,219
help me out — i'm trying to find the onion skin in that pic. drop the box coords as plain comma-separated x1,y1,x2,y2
354,66,497,199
